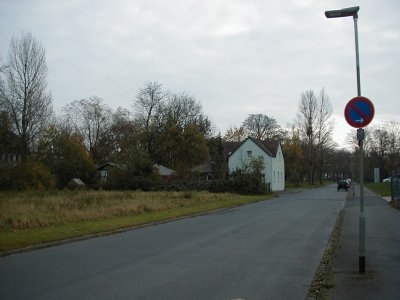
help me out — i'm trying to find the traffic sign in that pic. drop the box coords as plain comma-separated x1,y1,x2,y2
344,96,375,128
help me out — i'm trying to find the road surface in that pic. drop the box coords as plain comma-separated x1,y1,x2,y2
0,185,345,300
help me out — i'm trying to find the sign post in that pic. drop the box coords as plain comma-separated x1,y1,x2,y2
344,96,374,274
326,5,371,274
358,128,365,273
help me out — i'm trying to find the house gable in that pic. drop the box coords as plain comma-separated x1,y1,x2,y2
227,137,272,160
227,137,273,178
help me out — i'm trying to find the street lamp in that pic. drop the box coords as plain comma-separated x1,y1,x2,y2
325,6,361,97
325,6,366,274
325,6,359,18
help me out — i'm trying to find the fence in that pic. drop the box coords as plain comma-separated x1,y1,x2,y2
391,174,400,209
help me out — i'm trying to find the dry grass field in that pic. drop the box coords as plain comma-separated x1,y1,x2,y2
0,190,221,230
0,190,269,252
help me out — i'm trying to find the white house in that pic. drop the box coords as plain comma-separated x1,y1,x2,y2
228,137,285,192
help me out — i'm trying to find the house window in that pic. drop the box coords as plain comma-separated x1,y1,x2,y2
247,151,252,158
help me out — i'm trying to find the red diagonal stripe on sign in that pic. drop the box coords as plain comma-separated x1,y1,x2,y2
350,102,368,120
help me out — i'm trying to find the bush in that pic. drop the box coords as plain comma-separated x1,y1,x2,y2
102,166,161,191
228,157,269,195
207,180,230,193
0,159,55,190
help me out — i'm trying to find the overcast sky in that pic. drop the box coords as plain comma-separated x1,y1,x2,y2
1,0,399,147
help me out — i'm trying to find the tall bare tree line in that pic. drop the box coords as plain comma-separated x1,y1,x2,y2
1,32,398,189
294,89,335,184
0,32,52,157
345,121,400,180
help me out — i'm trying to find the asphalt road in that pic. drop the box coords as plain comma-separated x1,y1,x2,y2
0,185,345,300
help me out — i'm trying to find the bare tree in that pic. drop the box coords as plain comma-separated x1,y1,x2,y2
295,89,335,184
133,83,214,174
345,121,399,180
62,96,112,162
296,90,318,140
365,122,400,178
315,89,335,146
107,107,143,162
296,90,318,184
0,55,8,73
314,89,335,182
157,92,211,170
282,123,306,184
385,121,400,173
134,81,167,154
344,129,358,150
345,127,373,151
0,32,53,157
242,113,281,140
223,125,246,142
164,92,210,132
384,121,400,154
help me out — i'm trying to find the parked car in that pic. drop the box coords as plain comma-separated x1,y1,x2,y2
337,179,350,191
382,177,392,183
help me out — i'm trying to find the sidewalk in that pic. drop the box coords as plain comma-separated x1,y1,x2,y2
327,186,400,299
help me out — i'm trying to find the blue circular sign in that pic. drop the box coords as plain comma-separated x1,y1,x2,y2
344,96,375,128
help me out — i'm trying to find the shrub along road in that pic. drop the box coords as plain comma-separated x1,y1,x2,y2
0,185,345,299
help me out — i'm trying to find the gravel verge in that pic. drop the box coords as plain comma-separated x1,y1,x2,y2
306,207,345,299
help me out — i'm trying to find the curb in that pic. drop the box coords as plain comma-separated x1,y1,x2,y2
306,196,347,299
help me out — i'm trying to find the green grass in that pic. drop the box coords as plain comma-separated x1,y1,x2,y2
365,182,391,197
0,190,271,252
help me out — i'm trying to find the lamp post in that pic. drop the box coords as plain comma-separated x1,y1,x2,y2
325,6,366,274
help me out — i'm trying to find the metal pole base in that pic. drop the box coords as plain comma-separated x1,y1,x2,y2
359,256,365,273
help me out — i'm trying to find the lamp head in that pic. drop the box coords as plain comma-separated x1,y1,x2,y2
325,6,359,18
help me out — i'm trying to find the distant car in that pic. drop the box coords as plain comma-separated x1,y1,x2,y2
337,180,350,191
382,177,391,183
